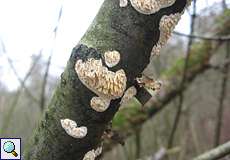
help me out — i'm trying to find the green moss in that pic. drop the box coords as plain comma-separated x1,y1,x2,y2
161,42,211,78
112,99,141,129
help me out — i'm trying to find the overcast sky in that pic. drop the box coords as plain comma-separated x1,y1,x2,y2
0,0,227,90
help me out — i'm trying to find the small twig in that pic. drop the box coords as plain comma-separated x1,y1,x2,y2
39,4,62,111
214,41,230,147
39,54,52,111
173,31,230,41
207,59,230,71
0,53,42,135
222,0,227,10
0,39,40,103
138,147,181,160
39,54,52,110
168,0,197,148
135,127,141,159
193,141,230,160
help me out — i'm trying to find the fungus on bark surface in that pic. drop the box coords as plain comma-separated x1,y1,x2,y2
104,50,121,68
83,146,102,160
136,75,162,91
151,13,182,55
75,59,126,99
129,0,176,15
60,119,87,139
75,51,127,112
90,97,110,112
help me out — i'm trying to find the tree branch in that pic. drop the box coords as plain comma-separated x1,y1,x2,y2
193,141,230,160
173,31,230,41
39,54,52,111
23,0,190,159
167,0,197,148
214,41,230,147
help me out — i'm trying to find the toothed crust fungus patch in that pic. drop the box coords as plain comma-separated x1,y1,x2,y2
152,13,181,55
75,45,127,112
130,0,176,15
104,50,121,68
120,86,137,105
83,147,102,160
75,58,127,99
137,76,162,90
60,119,87,138
83,150,95,160
90,97,110,112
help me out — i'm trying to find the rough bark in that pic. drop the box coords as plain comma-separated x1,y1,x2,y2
23,0,189,159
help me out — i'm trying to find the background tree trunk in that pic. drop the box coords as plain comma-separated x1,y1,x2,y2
23,0,189,159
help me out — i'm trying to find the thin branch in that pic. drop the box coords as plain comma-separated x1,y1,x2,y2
173,31,230,41
193,141,230,160
214,41,230,147
0,40,40,103
222,0,227,10
39,4,62,111
139,147,181,160
39,54,52,111
207,59,230,71
135,127,142,159
0,54,42,135
168,0,197,148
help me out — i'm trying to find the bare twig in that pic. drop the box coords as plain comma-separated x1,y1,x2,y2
138,147,181,160
214,41,230,147
39,54,52,111
222,0,227,10
0,39,40,103
193,141,230,160
39,5,62,111
135,127,142,159
168,0,197,148
207,59,230,71
173,31,230,41
0,54,42,135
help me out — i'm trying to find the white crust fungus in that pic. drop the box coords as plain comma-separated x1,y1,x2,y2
75,58,126,99
152,13,181,55
83,150,96,160
120,86,137,105
60,119,87,139
83,147,103,160
104,50,121,68
120,0,128,7
90,97,110,112
129,0,176,15
136,76,162,91
75,58,127,112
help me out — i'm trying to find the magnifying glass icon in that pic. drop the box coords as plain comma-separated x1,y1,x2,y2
3,141,18,157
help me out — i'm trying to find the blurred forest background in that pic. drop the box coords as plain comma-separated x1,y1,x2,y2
0,0,230,159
